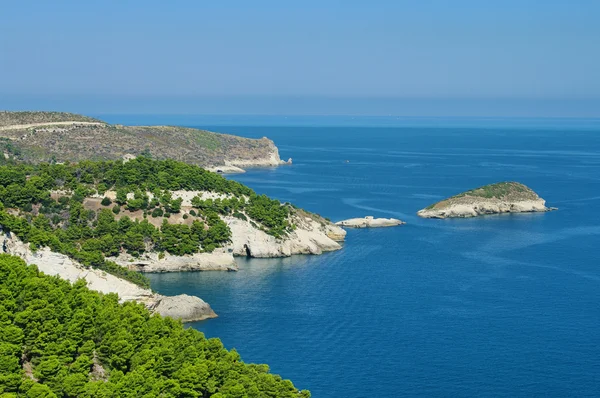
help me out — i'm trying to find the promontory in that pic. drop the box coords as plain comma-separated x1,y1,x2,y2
0,111,291,172
417,182,555,218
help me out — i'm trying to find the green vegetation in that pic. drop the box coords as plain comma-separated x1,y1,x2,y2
0,111,100,127
424,182,539,210
190,195,292,239
453,182,532,199
0,254,310,397
0,157,295,286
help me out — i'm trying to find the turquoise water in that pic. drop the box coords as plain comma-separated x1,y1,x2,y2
103,116,600,397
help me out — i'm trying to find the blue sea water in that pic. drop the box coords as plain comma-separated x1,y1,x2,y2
103,116,600,397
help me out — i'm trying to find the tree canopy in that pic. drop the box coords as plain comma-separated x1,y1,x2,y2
0,254,310,397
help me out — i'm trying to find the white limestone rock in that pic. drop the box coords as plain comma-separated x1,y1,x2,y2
225,213,346,258
0,233,217,322
336,216,405,228
417,182,556,219
109,249,238,272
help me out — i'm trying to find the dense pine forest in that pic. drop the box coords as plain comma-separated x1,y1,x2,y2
0,254,310,397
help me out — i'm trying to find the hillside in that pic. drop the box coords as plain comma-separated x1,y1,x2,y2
0,111,101,127
0,254,310,397
417,182,554,218
0,111,289,170
0,157,344,282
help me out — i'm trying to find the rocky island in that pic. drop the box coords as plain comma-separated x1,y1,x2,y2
336,216,405,228
417,182,555,218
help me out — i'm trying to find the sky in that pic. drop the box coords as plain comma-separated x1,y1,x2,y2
1,0,599,116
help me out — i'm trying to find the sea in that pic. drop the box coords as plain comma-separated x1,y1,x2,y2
100,115,600,397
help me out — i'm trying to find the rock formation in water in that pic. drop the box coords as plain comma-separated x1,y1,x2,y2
417,182,556,219
336,216,405,228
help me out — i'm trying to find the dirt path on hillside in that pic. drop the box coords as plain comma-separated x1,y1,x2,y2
0,121,105,131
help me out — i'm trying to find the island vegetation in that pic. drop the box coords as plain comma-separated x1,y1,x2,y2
0,254,310,397
418,182,553,218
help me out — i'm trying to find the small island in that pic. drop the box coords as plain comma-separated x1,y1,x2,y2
417,182,556,219
336,216,405,228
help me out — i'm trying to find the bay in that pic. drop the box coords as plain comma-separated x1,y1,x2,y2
101,115,600,397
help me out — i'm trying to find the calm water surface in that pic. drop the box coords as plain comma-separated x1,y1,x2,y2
104,116,600,397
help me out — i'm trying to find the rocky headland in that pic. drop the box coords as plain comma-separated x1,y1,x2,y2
88,189,346,271
417,182,555,219
0,111,289,172
1,232,217,322
336,216,405,228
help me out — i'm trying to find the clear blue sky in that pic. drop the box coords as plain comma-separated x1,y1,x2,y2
1,0,599,116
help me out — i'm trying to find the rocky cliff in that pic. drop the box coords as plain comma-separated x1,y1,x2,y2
102,193,347,271
226,211,346,258
0,111,288,171
417,182,555,218
1,232,217,322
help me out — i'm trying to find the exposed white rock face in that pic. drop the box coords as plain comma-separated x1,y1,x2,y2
417,198,553,219
205,165,246,174
0,233,217,322
336,216,405,228
225,215,346,258
417,182,556,219
226,138,289,168
84,188,347,264
151,294,217,322
97,190,239,206
108,249,238,272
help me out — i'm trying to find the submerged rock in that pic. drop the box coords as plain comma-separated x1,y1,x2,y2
336,216,405,228
417,182,556,219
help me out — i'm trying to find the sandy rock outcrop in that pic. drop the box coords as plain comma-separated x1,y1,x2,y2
109,249,238,272
417,182,556,219
0,232,216,322
336,216,405,228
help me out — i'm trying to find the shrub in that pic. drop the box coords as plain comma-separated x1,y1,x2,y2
112,205,121,214
101,196,112,206
233,211,247,221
